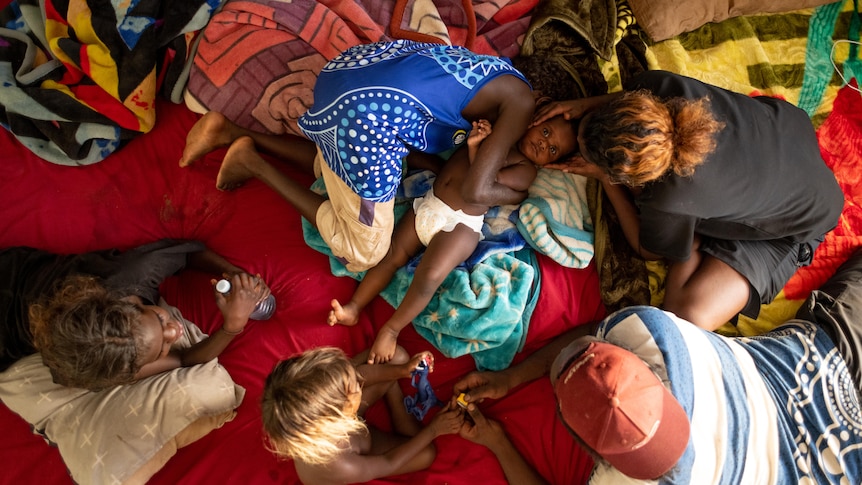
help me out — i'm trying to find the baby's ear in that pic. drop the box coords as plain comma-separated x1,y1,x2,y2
534,94,552,108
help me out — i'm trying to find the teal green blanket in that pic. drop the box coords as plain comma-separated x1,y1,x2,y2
303,176,540,371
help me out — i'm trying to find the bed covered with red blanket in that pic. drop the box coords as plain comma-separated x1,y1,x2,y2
2,0,862,483
0,96,604,484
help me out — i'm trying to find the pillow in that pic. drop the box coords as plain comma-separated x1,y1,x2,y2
628,0,837,42
0,301,245,485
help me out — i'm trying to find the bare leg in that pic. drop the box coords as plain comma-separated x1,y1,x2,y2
368,225,480,364
662,252,749,331
351,348,436,471
329,211,423,327
352,347,410,413
353,348,430,438
216,137,326,224
385,381,422,437
180,111,318,173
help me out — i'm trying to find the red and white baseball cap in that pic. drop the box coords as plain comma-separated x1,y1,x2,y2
553,341,690,480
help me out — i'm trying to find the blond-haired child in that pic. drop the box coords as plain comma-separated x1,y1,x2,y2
261,346,462,484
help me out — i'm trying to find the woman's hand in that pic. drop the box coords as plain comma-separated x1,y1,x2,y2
544,154,608,181
213,273,270,333
532,99,587,126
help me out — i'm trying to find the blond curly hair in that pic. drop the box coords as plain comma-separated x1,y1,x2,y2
261,347,368,465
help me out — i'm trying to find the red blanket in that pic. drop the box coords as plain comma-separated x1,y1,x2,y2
0,98,604,484
784,80,862,299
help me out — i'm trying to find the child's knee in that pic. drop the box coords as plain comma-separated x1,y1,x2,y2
391,345,409,365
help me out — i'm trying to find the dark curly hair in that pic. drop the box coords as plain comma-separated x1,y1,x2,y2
29,275,145,390
581,90,725,186
511,54,580,102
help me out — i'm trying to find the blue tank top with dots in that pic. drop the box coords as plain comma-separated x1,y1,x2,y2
298,40,529,203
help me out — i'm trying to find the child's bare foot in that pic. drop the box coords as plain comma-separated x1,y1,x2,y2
328,299,361,326
368,328,399,364
216,137,261,191
179,112,237,167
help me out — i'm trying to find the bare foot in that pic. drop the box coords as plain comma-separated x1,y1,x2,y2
328,299,361,326
179,112,237,167
216,137,262,191
368,327,399,364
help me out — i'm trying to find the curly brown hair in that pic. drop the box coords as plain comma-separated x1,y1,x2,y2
29,275,145,390
511,54,580,102
581,90,724,186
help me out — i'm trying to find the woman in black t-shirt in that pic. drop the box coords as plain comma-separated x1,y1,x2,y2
533,70,844,331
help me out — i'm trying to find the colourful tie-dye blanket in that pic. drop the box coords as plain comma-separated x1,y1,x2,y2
0,0,218,165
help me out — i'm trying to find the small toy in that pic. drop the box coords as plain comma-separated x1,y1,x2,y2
456,393,469,409
403,357,443,420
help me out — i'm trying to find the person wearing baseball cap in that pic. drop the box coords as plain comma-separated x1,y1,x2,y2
454,248,862,484
551,338,689,480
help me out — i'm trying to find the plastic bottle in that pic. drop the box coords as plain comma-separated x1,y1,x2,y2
215,279,276,320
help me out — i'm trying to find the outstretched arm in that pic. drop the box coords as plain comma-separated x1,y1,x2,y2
187,248,244,276
136,272,269,380
454,322,597,403
543,156,661,261
599,180,662,261
307,405,463,485
459,404,548,485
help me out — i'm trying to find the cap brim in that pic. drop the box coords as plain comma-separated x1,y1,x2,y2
601,384,690,480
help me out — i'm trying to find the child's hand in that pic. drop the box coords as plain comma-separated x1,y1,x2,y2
468,119,492,147
405,351,434,376
368,327,399,364
213,273,269,333
428,404,464,437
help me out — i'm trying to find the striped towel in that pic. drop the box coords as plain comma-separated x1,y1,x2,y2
517,169,595,268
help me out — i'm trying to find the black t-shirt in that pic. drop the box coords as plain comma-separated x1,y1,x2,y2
631,71,844,261
0,239,205,370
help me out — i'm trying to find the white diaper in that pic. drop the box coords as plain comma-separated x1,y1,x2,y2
413,188,485,246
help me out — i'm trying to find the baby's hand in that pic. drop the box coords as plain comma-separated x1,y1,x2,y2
468,119,492,147
428,404,464,437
